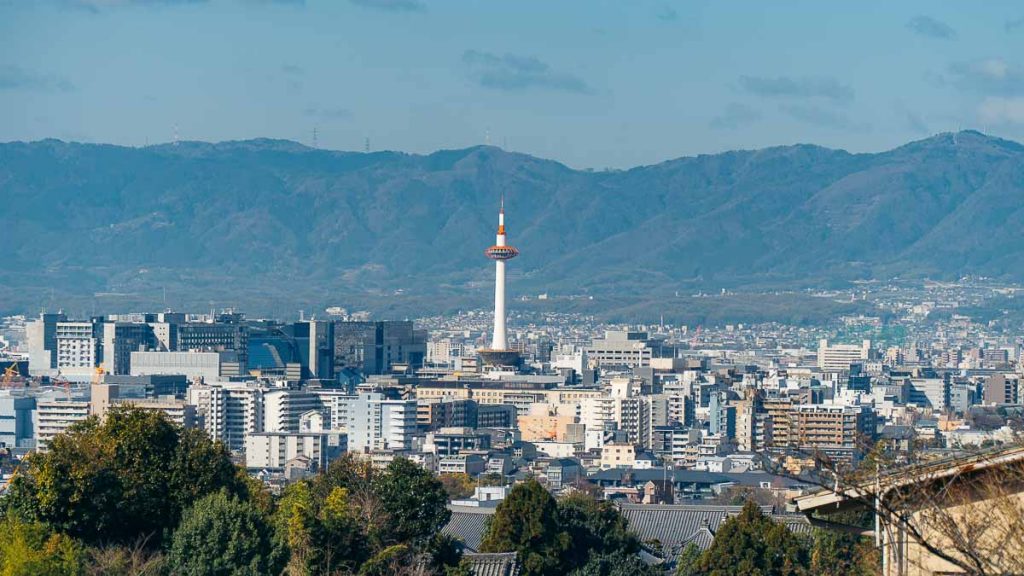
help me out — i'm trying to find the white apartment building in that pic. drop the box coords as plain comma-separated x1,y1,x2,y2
245,432,330,470
345,392,417,453
54,322,97,377
36,400,90,451
310,390,357,431
264,389,322,433
187,383,267,452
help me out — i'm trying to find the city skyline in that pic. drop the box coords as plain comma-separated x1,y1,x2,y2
0,0,1021,168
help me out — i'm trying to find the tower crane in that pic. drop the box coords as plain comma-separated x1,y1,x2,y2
1,364,21,389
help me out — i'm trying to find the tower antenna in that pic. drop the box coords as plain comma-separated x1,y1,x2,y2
312,127,318,149
173,124,179,146
365,137,370,153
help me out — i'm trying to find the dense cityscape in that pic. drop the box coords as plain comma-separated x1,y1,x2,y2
1,199,1023,575
5,2,1024,575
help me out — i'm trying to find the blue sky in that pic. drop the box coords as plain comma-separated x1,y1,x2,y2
1,0,1022,168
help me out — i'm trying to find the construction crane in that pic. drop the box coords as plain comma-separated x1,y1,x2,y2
2,364,21,389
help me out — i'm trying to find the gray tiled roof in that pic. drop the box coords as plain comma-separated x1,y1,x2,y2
463,552,520,576
618,503,811,562
443,505,496,552
589,467,806,489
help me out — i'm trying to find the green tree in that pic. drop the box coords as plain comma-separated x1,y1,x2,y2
4,407,244,546
167,491,285,576
569,551,662,576
698,501,809,576
810,529,879,576
479,480,570,576
373,458,451,546
674,543,702,576
557,492,640,570
0,513,83,576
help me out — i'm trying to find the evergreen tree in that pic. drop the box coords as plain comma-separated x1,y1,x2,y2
167,491,285,576
558,492,641,570
569,551,662,576
674,543,702,576
373,457,451,546
479,480,570,576
810,529,879,576
698,501,809,576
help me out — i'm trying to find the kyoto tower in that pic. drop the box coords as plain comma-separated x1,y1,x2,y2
479,195,521,367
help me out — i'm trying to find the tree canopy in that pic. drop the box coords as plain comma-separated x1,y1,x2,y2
3,407,242,547
167,491,286,576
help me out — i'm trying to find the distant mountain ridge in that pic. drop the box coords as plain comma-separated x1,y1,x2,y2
2,131,1023,316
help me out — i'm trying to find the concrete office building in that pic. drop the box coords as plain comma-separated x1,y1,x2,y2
585,331,653,368
0,393,36,451
101,322,155,375
333,320,426,375
908,377,951,411
817,339,872,373
129,350,227,382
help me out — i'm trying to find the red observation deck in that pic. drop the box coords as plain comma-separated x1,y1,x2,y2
484,245,519,260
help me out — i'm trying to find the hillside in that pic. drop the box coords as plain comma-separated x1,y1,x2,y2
2,131,1022,319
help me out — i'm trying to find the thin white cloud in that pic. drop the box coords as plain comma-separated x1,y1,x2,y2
978,97,1024,124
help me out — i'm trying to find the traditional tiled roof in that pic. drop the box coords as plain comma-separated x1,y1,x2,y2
443,505,496,552
462,552,520,576
588,467,806,489
618,503,811,563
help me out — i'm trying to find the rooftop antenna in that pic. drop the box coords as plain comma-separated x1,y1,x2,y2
312,127,318,149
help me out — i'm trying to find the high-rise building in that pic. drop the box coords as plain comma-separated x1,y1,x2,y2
187,383,266,452
333,321,425,375
479,196,521,368
345,392,417,453
54,321,98,377
264,389,322,433
26,313,67,376
175,321,248,366
100,322,155,375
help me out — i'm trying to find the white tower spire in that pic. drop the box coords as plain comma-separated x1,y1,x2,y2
484,193,519,357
